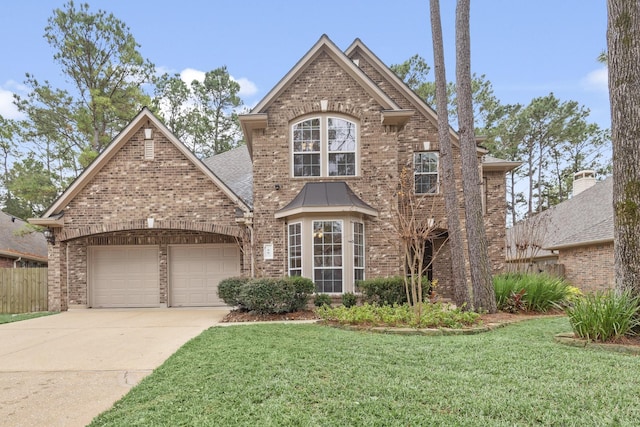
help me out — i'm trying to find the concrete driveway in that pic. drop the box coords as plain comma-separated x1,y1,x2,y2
0,308,228,427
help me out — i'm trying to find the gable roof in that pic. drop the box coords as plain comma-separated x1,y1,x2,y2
202,145,253,208
275,182,378,219
344,38,459,143
239,35,414,155
30,107,250,227
507,176,613,259
0,211,47,262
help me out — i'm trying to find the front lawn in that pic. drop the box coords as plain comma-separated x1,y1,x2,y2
0,312,55,324
91,318,640,426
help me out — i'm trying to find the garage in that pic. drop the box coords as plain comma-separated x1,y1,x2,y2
169,244,241,307
89,246,160,308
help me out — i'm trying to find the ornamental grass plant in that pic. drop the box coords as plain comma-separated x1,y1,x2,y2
494,273,571,312
565,290,640,342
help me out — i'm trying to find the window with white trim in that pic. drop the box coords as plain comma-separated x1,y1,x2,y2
313,220,343,293
292,116,357,177
287,218,364,293
353,221,365,282
414,152,439,194
288,223,302,276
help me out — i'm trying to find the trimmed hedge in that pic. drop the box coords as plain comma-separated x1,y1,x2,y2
218,276,315,314
217,277,250,307
357,276,407,306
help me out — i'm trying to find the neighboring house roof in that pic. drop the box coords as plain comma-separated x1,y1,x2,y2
202,145,253,208
0,211,48,263
507,176,613,260
275,182,378,218
31,107,250,228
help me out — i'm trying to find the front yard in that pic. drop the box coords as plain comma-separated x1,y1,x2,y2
91,317,640,426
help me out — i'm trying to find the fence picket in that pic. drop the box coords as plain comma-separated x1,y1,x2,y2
0,268,48,314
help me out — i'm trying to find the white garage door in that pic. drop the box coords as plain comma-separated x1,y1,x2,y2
169,244,241,307
90,246,160,308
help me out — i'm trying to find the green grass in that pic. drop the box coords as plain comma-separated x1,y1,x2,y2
0,312,56,324
90,318,640,426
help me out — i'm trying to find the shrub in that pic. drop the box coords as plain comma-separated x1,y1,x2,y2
357,277,433,306
565,290,640,342
317,302,480,329
493,273,571,312
342,292,358,308
237,277,315,315
314,293,332,307
285,276,315,311
357,277,407,306
217,277,250,307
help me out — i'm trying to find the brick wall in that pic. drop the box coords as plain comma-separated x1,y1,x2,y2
48,124,248,310
248,48,510,300
559,242,614,292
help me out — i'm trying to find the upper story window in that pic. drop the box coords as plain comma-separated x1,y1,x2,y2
292,116,357,177
414,152,439,194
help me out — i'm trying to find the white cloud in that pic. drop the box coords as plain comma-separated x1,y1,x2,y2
0,84,24,120
581,67,608,92
180,68,206,84
232,76,258,97
178,68,258,97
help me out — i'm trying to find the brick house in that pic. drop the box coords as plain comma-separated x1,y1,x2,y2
31,35,517,311
506,172,614,292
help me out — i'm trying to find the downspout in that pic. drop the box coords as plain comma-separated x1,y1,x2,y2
13,257,22,268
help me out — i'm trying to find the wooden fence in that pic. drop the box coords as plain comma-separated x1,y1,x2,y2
0,268,48,314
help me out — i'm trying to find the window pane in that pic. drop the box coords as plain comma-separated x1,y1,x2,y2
294,153,320,177
353,222,365,282
288,223,302,277
414,152,439,194
312,220,343,293
329,153,356,176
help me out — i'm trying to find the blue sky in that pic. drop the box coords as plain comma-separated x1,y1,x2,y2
0,1,609,129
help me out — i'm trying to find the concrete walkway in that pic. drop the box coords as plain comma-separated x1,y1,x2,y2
0,308,228,427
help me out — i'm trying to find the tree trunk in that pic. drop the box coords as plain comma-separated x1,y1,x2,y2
455,0,496,313
430,0,470,309
607,0,640,294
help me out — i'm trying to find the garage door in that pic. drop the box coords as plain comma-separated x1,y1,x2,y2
90,246,160,308
169,244,240,307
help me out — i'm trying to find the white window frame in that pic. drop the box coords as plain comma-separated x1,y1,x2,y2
353,221,365,283
414,151,439,194
291,115,358,178
288,222,303,277
312,220,344,294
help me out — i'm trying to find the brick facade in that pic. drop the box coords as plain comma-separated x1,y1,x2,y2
44,117,249,311
558,243,614,292
38,36,512,310
246,38,511,299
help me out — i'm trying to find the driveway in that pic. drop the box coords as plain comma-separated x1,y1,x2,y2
0,308,228,427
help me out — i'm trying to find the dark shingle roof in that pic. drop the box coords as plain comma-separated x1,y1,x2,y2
202,145,253,208
275,182,378,218
507,177,613,258
0,211,48,261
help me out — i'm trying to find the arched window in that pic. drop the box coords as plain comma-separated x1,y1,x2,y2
292,116,358,177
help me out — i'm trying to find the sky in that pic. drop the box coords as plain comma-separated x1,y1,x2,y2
0,1,610,129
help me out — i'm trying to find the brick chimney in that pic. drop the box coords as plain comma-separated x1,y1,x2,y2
573,170,597,196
